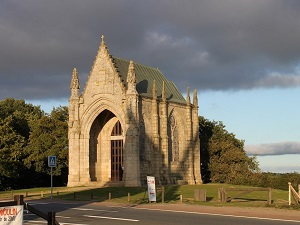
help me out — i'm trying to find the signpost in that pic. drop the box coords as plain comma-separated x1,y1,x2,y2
48,156,56,200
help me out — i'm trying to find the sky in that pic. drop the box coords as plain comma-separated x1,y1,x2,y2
1,0,300,173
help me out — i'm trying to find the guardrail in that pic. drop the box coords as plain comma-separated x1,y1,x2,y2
218,187,272,204
0,195,59,225
288,182,300,205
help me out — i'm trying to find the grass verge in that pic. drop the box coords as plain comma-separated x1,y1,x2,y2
1,184,299,210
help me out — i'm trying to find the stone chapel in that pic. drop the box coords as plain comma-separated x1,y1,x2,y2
68,36,202,187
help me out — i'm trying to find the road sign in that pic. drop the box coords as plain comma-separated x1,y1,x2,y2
48,156,56,167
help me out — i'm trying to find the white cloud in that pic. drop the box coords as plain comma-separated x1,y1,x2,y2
246,142,300,156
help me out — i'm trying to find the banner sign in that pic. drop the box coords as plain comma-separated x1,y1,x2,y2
0,205,23,225
147,176,156,202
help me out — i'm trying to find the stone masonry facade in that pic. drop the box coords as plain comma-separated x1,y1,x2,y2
68,36,202,187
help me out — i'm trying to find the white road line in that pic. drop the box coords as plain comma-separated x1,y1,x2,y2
60,223,89,225
26,202,49,205
84,215,139,222
24,220,46,224
23,213,35,216
56,215,71,219
71,207,117,212
24,220,88,225
134,207,300,223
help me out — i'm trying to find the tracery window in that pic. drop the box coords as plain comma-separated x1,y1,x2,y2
170,115,179,162
139,120,146,160
111,121,122,136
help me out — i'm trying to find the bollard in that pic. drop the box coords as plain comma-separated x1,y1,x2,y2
162,186,165,203
268,188,272,205
219,188,226,202
48,211,56,225
194,190,200,201
128,193,130,202
14,195,24,205
109,192,111,201
41,191,44,198
200,190,206,202
180,194,183,203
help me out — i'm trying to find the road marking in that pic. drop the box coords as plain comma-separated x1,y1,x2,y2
84,215,139,222
24,213,36,216
71,207,118,212
26,202,50,205
134,207,300,223
24,220,46,224
60,223,89,225
56,215,71,219
24,220,88,225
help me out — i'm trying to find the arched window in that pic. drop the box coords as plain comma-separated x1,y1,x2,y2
111,121,123,181
139,120,146,160
111,121,123,136
170,115,179,162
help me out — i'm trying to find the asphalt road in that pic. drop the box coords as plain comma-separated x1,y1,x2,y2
23,200,300,225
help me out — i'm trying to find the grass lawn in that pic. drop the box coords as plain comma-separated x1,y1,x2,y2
0,184,298,210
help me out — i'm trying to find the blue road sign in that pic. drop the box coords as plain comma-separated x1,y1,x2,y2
48,156,56,167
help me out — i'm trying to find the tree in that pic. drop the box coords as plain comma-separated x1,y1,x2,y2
199,116,260,184
24,106,69,186
0,116,26,189
0,98,69,189
0,98,43,189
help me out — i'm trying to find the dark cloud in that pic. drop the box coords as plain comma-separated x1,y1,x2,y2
1,0,300,100
246,142,300,156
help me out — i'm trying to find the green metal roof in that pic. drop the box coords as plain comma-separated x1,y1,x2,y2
112,56,186,104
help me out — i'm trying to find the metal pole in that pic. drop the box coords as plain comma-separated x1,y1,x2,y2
51,167,53,200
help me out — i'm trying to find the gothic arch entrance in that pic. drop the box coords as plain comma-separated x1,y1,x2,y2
89,110,124,183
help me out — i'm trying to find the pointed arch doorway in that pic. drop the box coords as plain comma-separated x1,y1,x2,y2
89,110,124,184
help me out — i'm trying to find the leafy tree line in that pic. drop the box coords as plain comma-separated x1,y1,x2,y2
0,98,68,190
199,116,260,184
0,98,299,191
199,116,300,190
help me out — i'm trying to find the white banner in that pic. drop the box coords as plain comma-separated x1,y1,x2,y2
0,205,23,225
147,176,156,202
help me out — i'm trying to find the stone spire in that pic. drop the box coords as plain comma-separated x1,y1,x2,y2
160,79,169,184
70,68,80,97
96,34,108,55
152,80,157,100
162,81,166,102
186,87,191,105
101,35,105,46
124,61,140,186
193,89,198,107
126,60,137,94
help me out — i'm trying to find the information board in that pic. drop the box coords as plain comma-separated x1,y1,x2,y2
147,176,156,202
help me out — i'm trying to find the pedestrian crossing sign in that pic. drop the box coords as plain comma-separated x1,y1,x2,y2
48,156,56,167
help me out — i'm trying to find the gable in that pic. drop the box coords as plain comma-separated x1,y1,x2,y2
112,57,186,104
